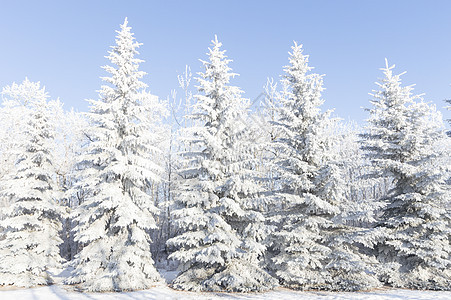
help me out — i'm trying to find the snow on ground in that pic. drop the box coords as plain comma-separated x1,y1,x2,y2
1,269,450,299
1,285,451,300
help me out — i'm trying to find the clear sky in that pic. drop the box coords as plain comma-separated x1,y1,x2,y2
1,0,451,125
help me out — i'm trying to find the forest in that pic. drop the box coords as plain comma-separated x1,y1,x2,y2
0,18,450,294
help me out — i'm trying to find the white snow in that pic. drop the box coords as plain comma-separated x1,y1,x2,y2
2,270,448,300
1,285,450,300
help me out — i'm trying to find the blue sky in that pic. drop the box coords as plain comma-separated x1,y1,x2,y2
1,0,450,125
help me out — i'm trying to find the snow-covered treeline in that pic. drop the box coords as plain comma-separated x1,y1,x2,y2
0,19,450,293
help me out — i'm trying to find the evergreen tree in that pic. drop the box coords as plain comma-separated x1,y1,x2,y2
66,19,164,292
361,60,451,289
167,36,277,292
0,79,64,287
268,43,380,291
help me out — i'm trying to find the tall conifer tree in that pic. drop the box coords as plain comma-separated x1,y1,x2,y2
66,19,164,292
167,36,276,292
362,61,451,290
268,43,380,291
0,79,64,287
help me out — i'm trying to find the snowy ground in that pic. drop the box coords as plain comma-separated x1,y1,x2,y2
1,270,450,300
2,285,451,300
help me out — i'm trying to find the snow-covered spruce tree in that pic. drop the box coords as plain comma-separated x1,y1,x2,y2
267,43,381,291
361,60,451,290
66,19,164,292
0,79,64,287
167,36,277,292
